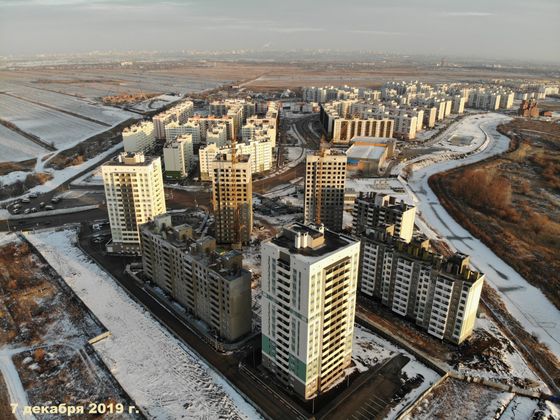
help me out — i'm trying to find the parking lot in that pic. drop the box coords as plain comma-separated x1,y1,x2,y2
6,189,105,215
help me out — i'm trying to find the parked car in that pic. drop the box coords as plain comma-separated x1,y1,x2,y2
22,198,31,203
12,208,20,214
45,205,54,210
29,192,38,199
39,202,46,208
24,209,31,214
30,207,37,213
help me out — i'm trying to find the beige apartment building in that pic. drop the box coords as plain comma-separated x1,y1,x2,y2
304,149,347,232
211,153,253,246
141,214,252,342
261,223,360,399
163,133,194,179
102,152,166,255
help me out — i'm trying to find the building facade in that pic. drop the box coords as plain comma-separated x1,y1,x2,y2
359,227,484,344
352,192,416,242
304,149,347,231
141,214,251,342
211,153,253,246
261,223,360,399
102,153,166,254
122,121,156,154
163,134,194,179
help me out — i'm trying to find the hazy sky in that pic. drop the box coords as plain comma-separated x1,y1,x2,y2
1,0,559,62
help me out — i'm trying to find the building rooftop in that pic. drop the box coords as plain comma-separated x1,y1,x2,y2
271,222,357,259
347,144,387,161
363,227,483,283
142,213,247,281
105,152,158,167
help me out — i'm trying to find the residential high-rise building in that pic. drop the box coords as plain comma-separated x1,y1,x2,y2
102,152,166,254
261,223,360,399
352,192,416,243
122,121,156,154
199,139,273,181
141,214,251,341
163,134,194,179
206,123,229,147
304,149,347,231
211,153,253,246
141,214,252,342
358,226,484,344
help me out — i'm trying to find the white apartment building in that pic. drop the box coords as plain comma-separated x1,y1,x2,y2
199,139,273,181
352,192,416,243
102,153,166,255
164,120,202,144
122,121,156,154
206,123,229,147
499,91,515,110
391,110,418,140
261,223,360,399
358,227,484,344
211,153,253,246
304,149,347,231
468,90,501,111
152,100,194,139
163,134,194,179
452,95,465,114
243,116,278,148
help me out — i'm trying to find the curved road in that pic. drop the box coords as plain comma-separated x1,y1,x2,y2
406,113,560,356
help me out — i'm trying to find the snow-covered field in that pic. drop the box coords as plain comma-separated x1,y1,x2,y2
0,125,49,163
0,95,111,149
408,377,559,420
25,228,261,420
404,113,560,356
3,85,136,125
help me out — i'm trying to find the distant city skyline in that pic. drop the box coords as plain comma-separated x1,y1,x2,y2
0,0,559,63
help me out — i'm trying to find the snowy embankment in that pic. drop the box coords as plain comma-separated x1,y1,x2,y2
25,228,261,420
405,113,560,357
0,141,123,205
